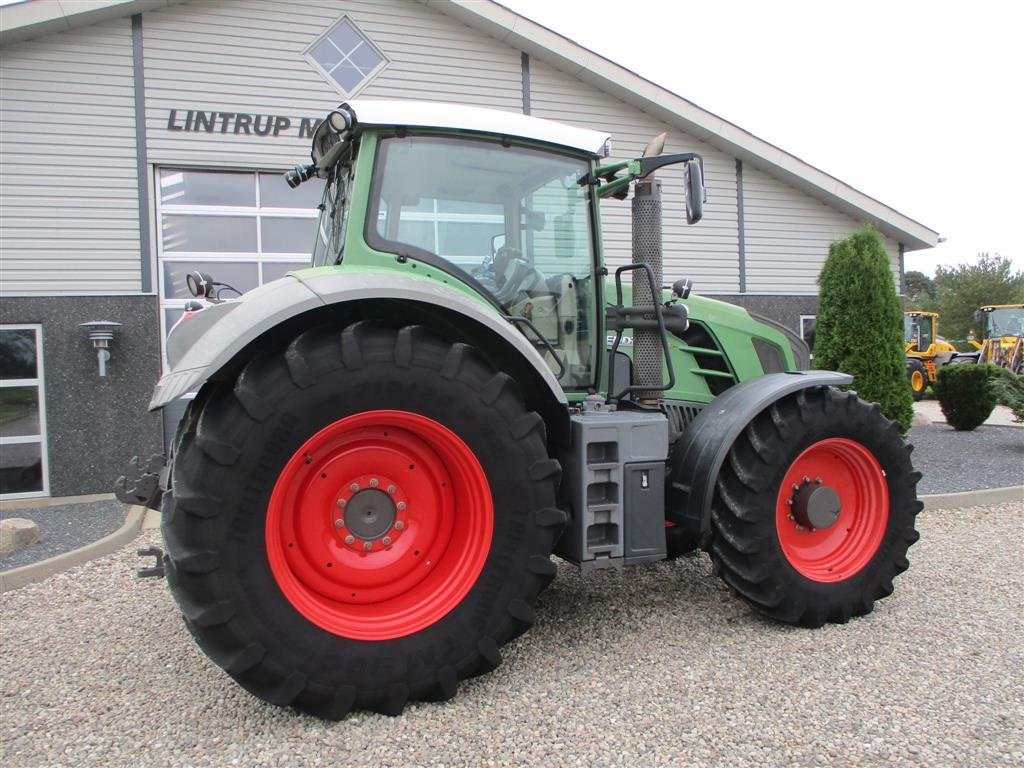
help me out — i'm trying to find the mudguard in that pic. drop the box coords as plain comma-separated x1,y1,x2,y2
149,271,568,410
667,370,853,539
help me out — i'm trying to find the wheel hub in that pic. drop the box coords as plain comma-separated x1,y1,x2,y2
333,473,408,552
343,489,396,540
789,478,841,530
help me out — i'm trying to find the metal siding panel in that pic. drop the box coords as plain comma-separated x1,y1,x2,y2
743,164,899,294
141,0,524,169
0,18,141,296
528,58,739,293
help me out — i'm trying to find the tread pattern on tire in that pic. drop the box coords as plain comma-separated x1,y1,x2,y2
708,386,923,627
162,321,562,718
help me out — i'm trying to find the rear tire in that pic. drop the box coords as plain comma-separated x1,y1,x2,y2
162,322,564,718
906,359,928,401
708,387,922,627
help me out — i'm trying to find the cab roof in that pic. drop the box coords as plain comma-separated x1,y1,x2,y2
342,99,611,157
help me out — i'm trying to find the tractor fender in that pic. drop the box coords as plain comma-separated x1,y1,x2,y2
666,370,853,540
149,272,567,410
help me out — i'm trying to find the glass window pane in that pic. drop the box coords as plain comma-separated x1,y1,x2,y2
0,441,43,495
259,173,324,208
349,44,383,73
0,387,40,438
0,329,38,380
329,20,364,54
395,221,435,252
160,170,255,207
261,217,315,253
333,64,365,93
437,200,501,215
263,262,304,283
438,222,502,259
162,261,259,299
161,215,257,252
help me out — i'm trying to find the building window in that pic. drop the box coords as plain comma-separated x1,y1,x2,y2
156,169,324,362
306,15,388,96
800,314,816,358
0,325,48,499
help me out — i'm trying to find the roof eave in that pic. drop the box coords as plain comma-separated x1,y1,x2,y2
0,0,185,46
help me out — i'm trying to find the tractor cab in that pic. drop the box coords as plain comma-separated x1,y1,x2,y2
903,311,937,354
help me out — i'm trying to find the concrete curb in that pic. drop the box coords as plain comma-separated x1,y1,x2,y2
0,505,148,593
1,488,1021,591
921,485,1023,511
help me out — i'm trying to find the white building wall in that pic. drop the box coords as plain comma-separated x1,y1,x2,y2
528,58,740,293
141,0,523,170
743,164,902,294
0,19,140,296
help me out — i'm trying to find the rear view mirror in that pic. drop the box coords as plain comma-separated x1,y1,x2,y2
685,159,706,224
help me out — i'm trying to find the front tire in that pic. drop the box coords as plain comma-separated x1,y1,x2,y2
708,387,922,627
163,322,564,718
906,359,928,401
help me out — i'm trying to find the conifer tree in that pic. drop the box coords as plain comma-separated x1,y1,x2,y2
813,225,914,431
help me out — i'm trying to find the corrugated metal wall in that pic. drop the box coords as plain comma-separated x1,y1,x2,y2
742,164,901,294
0,0,904,299
0,18,141,296
142,0,523,169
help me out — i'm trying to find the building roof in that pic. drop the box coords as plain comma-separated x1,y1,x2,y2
0,0,939,250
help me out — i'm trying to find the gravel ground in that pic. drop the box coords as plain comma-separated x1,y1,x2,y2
0,500,128,571
2,503,1021,768
908,424,1023,494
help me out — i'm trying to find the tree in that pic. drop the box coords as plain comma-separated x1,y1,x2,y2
902,270,935,308
933,253,1024,345
813,225,914,431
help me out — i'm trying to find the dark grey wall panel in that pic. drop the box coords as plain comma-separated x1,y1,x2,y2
0,296,163,496
707,294,819,335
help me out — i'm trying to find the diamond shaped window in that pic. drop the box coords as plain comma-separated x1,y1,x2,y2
307,16,388,96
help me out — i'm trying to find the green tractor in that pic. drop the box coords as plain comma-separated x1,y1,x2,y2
118,100,921,719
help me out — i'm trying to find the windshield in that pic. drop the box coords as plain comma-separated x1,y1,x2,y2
312,163,352,268
367,135,598,389
904,315,932,349
985,307,1024,337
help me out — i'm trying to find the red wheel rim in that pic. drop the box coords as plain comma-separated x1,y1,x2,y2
775,438,889,582
266,410,493,640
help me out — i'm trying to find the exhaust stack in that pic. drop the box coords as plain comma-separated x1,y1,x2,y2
631,132,667,404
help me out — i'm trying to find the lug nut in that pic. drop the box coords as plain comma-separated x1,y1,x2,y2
394,520,405,531
334,518,345,528
382,536,392,546
369,478,379,488
815,477,822,484
336,499,346,508
795,525,804,531
786,499,793,506
387,485,396,495
349,483,360,493
792,484,799,492
344,535,355,545
396,502,406,511
363,541,373,551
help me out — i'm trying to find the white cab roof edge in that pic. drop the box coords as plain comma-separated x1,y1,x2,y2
343,99,610,157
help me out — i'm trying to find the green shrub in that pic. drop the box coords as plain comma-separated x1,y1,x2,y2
933,364,999,430
813,225,914,431
990,368,1024,423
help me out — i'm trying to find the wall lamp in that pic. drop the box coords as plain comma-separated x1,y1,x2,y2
79,321,122,377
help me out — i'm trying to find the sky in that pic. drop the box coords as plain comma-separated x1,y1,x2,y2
499,0,1024,277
